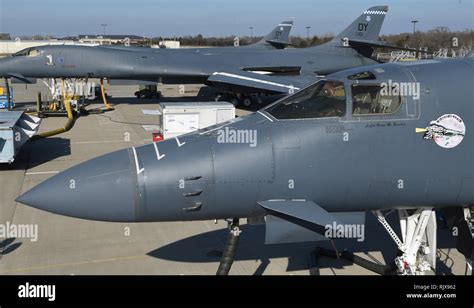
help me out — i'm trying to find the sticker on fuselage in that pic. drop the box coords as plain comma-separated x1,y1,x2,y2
417,114,466,148
46,55,54,66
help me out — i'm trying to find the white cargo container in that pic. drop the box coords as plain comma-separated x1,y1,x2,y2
159,102,235,140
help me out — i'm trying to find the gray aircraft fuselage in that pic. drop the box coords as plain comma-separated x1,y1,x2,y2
0,44,376,84
17,57,474,223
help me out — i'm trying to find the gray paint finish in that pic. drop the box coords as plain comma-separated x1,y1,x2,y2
17,57,474,225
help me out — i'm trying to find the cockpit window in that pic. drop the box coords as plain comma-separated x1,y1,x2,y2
352,84,402,115
28,49,40,57
13,48,40,57
12,49,28,57
348,71,376,80
266,80,346,119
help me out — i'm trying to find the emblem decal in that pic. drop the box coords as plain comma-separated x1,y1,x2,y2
417,114,466,148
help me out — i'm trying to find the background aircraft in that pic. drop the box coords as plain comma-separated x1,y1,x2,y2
17,53,474,275
100,19,295,52
0,6,418,106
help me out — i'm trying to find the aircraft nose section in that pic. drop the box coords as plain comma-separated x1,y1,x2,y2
16,149,139,222
0,57,11,77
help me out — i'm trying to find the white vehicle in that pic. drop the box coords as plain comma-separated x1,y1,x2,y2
158,102,235,140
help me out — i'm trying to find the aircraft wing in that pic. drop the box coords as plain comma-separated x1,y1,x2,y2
7,73,36,84
348,39,427,53
207,70,317,95
258,200,343,235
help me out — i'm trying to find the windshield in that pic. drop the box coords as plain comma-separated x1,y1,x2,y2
266,80,346,119
12,48,40,57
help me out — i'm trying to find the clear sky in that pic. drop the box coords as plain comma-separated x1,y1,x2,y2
0,0,472,38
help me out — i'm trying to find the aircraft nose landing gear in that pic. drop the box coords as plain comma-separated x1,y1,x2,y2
374,209,437,275
216,219,241,276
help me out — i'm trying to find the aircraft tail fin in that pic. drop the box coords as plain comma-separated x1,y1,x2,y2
330,6,388,44
251,20,294,49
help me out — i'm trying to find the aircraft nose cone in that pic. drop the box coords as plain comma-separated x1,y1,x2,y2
16,149,139,222
0,57,10,77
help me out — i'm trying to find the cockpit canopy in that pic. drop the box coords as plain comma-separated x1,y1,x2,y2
266,80,346,119
12,48,41,57
266,78,403,120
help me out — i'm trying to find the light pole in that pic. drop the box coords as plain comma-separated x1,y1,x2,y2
411,20,418,34
249,27,254,38
306,26,311,40
411,20,419,58
101,24,108,36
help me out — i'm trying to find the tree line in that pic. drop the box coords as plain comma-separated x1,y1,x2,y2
11,27,473,51
156,27,473,51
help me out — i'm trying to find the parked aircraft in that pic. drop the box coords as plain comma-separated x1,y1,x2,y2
17,54,474,275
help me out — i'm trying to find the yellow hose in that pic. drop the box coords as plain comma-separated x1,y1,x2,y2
30,79,76,141
61,79,73,119
30,117,76,141
30,79,113,141
100,79,114,111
